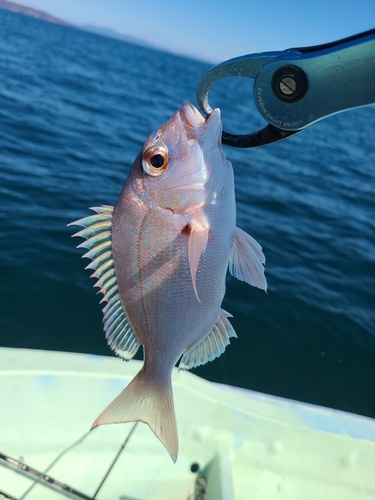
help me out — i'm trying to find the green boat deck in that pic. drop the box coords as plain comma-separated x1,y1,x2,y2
0,347,374,499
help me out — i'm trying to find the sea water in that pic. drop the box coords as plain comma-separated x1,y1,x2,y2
0,9,374,418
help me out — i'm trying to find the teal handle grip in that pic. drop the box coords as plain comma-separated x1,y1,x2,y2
254,30,375,131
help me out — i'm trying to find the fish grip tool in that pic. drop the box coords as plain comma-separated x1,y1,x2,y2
196,28,375,147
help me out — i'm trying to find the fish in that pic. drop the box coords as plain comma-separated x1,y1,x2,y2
69,101,267,462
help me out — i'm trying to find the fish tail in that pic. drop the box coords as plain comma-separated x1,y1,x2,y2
91,369,178,462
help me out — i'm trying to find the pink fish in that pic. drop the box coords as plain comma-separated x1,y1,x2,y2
70,102,267,462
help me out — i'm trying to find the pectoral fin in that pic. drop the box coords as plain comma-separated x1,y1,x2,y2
229,227,267,291
179,309,236,370
187,218,209,302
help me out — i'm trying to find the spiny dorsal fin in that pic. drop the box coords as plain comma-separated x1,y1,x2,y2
69,206,140,361
228,226,267,291
179,309,237,371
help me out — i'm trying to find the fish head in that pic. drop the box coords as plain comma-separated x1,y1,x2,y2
129,101,228,215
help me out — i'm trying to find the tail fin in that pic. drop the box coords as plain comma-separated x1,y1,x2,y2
91,370,178,462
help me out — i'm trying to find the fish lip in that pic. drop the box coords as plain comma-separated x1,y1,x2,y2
180,101,205,129
204,107,221,127
202,107,222,144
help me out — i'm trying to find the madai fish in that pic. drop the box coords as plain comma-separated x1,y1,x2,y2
70,101,267,462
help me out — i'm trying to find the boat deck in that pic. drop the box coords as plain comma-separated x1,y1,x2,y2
0,347,374,499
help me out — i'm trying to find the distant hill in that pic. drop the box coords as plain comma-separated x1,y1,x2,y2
0,0,67,24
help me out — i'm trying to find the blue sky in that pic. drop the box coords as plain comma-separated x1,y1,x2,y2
18,0,375,62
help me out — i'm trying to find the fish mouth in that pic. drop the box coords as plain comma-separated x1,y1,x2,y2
180,101,221,142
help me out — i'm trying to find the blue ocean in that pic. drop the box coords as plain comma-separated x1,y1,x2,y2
1,10,374,418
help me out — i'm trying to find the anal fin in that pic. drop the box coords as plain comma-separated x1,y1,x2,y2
179,309,237,371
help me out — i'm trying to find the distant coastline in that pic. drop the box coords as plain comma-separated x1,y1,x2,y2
0,0,67,24
0,0,159,52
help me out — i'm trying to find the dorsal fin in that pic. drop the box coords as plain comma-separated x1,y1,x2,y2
179,309,237,371
69,206,140,361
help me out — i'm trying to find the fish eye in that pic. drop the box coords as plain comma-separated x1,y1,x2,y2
142,147,169,177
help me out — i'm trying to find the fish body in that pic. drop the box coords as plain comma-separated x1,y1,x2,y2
70,102,267,462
